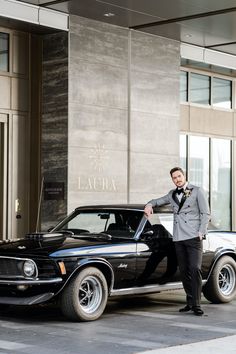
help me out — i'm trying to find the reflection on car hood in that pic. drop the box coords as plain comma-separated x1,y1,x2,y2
0,232,124,257
208,231,236,250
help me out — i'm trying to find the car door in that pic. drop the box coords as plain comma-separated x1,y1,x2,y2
135,213,179,285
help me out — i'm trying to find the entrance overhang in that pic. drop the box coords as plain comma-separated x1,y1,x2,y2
0,0,68,31
181,43,236,71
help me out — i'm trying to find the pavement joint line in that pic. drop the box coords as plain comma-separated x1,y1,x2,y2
116,310,178,319
95,334,162,349
115,310,236,335
135,334,236,354
169,321,236,334
213,319,236,326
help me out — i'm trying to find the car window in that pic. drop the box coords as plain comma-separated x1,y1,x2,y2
65,212,116,233
56,210,143,237
146,213,173,236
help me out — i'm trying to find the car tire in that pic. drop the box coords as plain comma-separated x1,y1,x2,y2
203,256,236,303
61,267,108,321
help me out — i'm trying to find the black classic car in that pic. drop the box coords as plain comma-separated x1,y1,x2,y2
0,204,236,321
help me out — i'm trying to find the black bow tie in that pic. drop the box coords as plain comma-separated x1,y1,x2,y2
176,188,184,195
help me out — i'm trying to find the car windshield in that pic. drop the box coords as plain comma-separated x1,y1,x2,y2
55,209,143,238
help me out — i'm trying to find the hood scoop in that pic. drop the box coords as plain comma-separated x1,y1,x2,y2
25,232,66,243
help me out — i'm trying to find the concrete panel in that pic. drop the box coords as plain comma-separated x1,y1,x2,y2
130,111,179,155
130,70,179,115
11,78,29,111
69,103,127,150
131,31,180,74
129,151,178,204
0,76,10,109
68,16,180,208
68,146,127,211
190,106,233,137
128,31,180,204
130,32,179,116
12,32,29,76
180,104,190,131
70,15,128,68
70,60,128,109
68,146,127,181
68,190,127,213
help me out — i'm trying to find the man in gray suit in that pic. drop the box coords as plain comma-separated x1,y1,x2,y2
144,167,210,316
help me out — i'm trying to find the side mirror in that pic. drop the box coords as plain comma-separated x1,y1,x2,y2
140,229,154,240
143,230,154,236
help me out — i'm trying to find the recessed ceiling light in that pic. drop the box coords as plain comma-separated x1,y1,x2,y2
185,34,192,38
104,12,115,17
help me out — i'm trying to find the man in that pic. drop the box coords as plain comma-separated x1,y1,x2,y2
144,167,210,316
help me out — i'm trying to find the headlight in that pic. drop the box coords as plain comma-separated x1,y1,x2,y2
23,260,37,278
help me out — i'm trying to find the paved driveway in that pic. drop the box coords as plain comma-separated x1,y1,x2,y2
0,290,235,354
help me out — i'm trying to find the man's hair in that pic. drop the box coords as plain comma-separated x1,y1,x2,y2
170,167,185,177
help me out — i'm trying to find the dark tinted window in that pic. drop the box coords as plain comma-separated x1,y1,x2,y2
0,33,9,72
212,77,232,109
190,73,210,105
56,210,143,238
180,71,188,102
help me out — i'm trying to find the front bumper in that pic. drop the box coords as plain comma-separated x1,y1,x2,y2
0,292,55,305
0,277,64,305
0,277,63,285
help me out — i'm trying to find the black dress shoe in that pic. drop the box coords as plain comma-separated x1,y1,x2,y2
192,306,204,316
179,305,192,312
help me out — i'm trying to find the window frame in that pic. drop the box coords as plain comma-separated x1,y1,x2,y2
180,67,233,111
180,133,232,230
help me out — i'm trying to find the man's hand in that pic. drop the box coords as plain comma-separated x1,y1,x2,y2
144,204,153,218
198,232,205,240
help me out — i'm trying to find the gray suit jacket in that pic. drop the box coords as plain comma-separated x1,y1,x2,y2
147,184,210,242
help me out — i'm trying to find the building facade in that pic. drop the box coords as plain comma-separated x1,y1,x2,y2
0,1,236,239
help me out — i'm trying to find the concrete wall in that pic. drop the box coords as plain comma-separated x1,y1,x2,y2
69,16,128,210
68,16,180,211
129,31,180,203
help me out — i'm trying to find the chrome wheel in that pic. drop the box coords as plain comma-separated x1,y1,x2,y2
61,267,108,321
79,275,103,314
203,256,236,303
218,264,236,296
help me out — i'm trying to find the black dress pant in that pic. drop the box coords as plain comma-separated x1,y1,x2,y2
174,237,203,307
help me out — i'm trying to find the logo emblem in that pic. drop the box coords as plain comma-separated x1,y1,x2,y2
118,263,128,269
18,246,26,249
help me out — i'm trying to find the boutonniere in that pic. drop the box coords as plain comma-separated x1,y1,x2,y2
184,189,192,198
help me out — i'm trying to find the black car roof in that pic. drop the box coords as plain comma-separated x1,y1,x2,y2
75,204,172,213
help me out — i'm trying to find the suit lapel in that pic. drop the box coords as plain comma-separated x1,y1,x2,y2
178,193,186,212
178,185,194,212
172,190,180,206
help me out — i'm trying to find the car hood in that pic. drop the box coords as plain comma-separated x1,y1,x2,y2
207,231,236,251
0,234,133,257
0,233,115,258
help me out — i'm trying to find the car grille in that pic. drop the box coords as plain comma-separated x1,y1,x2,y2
37,260,58,278
0,257,23,278
0,257,58,279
